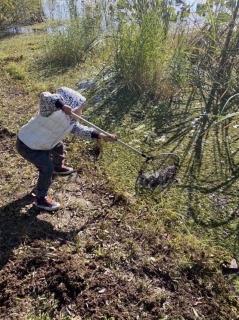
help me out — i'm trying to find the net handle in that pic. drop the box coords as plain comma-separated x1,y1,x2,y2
72,112,179,163
72,112,148,158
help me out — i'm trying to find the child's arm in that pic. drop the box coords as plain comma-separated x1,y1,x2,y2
71,122,117,141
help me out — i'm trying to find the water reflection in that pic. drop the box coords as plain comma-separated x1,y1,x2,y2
41,0,91,20
0,0,87,37
0,26,40,38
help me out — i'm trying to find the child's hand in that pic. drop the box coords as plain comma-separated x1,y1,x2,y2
100,133,118,142
62,105,72,115
72,107,83,116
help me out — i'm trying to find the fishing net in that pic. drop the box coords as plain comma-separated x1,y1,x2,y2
135,153,180,194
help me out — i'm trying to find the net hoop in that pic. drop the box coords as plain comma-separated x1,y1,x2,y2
135,153,180,194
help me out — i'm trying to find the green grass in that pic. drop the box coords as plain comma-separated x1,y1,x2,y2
27,314,72,320
5,62,26,80
113,10,190,99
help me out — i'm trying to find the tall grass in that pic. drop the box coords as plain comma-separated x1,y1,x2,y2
114,10,190,99
44,14,101,68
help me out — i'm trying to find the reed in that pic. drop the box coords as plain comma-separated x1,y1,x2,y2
113,9,189,99
44,14,101,68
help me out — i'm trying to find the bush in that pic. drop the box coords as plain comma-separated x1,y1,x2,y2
114,10,190,99
44,14,101,68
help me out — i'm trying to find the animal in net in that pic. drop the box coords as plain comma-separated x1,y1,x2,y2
138,165,177,189
136,154,179,192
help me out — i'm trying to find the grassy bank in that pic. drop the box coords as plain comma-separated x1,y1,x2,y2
0,28,239,319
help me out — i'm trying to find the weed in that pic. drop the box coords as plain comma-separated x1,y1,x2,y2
5,62,26,80
0,51,6,61
43,14,101,68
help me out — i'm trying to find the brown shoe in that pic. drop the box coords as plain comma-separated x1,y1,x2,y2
35,197,60,211
53,165,75,176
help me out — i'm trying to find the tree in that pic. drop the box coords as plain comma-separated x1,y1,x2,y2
0,0,42,28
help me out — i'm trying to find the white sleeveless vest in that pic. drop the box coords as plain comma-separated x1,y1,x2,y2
18,111,74,150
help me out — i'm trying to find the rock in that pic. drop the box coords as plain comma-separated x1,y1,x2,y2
221,258,239,274
77,79,96,91
155,135,167,143
229,258,238,269
98,288,106,294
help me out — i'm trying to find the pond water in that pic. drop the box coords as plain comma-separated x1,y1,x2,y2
0,0,200,37
41,0,198,21
0,0,110,37
41,0,90,20
40,0,202,34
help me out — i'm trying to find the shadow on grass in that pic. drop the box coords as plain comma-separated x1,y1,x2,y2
186,186,239,228
0,194,74,270
90,85,140,129
32,57,72,78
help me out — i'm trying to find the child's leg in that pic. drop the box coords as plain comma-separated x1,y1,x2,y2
35,157,53,198
16,138,53,198
51,142,65,168
51,142,74,175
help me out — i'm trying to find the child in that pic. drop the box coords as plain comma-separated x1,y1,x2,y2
16,89,116,211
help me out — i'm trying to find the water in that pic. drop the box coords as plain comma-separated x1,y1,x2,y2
0,25,43,38
41,0,115,31
0,0,202,37
41,0,200,21
41,0,86,20
0,0,109,36
0,0,98,37
41,0,116,21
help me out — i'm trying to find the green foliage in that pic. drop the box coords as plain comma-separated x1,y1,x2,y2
43,15,101,68
0,0,42,27
114,9,190,99
5,62,26,80
197,0,237,21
